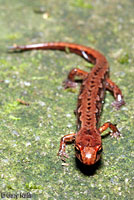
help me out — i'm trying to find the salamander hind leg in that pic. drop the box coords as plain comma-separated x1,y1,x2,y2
58,133,76,161
99,122,121,139
63,68,88,89
106,78,125,109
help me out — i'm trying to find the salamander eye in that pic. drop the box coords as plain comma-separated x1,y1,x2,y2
97,146,103,154
75,145,80,152
75,144,81,152
96,145,103,154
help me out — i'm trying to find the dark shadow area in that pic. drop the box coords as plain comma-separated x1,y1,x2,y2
101,132,111,139
75,157,102,176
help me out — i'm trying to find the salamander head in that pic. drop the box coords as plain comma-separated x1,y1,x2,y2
75,144,102,165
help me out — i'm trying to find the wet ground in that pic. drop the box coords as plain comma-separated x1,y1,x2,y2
0,0,134,199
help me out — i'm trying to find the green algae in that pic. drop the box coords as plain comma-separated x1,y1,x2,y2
118,53,130,65
0,0,134,199
72,0,93,9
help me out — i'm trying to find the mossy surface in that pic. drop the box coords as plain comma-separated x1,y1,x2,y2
0,0,134,199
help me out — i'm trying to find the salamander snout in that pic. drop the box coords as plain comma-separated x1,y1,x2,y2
75,145,102,165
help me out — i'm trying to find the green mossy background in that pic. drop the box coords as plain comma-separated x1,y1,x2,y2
0,0,134,199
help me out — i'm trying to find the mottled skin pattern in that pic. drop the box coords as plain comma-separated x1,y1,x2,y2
9,42,125,166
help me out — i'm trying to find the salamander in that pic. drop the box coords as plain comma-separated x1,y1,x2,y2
9,42,125,165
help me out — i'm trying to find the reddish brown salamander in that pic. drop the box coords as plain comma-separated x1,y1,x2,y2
9,42,125,166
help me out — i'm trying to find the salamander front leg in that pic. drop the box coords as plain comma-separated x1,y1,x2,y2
99,122,121,138
58,133,76,161
106,78,125,109
63,68,88,89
